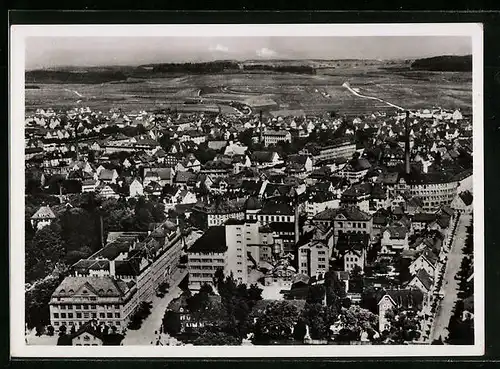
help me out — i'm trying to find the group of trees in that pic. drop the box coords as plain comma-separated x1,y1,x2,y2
162,271,264,345
56,323,124,346
26,193,167,283
25,193,167,333
242,64,316,74
25,276,63,330
128,301,153,330
382,308,422,344
447,222,474,345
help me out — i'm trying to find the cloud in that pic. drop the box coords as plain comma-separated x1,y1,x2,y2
256,47,278,58
209,44,230,53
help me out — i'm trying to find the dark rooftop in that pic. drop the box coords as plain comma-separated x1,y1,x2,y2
188,226,227,253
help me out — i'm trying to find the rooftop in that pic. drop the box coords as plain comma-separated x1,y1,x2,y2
188,226,227,254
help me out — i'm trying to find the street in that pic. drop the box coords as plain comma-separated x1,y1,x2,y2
121,269,187,345
431,214,472,342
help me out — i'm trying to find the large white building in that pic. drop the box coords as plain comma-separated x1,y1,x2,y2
263,130,292,147
49,221,190,332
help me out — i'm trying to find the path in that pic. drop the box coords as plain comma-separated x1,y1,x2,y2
342,82,405,111
431,214,471,342
121,269,187,345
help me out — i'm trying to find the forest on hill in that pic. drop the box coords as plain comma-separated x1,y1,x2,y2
411,55,472,72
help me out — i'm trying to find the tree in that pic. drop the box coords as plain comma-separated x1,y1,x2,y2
293,318,307,341
384,308,421,344
349,265,364,293
162,310,181,336
253,301,301,343
25,223,65,283
447,300,474,345
303,303,338,340
193,331,241,346
306,284,326,305
324,271,346,309
25,276,62,329
337,305,378,341
360,286,379,314
47,325,55,336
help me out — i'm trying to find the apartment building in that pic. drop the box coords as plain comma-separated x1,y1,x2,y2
187,226,229,290
187,219,283,290
312,206,373,246
263,130,292,147
301,139,356,164
191,201,245,229
394,172,459,213
297,224,334,277
49,221,187,332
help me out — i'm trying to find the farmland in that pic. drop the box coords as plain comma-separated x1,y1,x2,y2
25,61,472,116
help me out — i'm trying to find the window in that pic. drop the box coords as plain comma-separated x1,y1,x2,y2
237,270,243,273
116,321,121,326
53,313,59,319
68,313,73,319
61,313,66,319
114,305,120,309
60,305,66,310
115,313,120,318
91,305,96,310
301,262,307,267
99,313,105,318
54,322,59,326
75,305,81,310
84,312,90,319
83,305,89,310
91,313,97,319
107,313,113,318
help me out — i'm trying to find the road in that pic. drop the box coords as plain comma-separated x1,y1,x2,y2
342,82,405,111
431,214,471,342
121,269,187,345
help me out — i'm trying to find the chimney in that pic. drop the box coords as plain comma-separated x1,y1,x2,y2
404,111,411,175
99,214,104,248
294,192,300,245
109,259,116,277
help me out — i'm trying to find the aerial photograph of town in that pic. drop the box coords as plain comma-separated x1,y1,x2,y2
21,31,475,349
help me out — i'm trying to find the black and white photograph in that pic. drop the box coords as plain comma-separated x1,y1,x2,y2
10,23,484,357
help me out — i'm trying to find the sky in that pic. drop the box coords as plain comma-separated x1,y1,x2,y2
25,36,472,70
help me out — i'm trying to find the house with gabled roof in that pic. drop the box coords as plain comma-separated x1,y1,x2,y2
377,288,424,333
381,225,409,254
30,205,56,230
409,247,438,277
407,268,433,294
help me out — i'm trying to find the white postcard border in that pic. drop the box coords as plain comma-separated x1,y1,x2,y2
10,23,484,358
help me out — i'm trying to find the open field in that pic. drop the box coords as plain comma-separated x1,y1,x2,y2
25,65,471,116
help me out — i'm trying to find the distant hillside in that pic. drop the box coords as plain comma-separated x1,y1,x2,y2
411,55,472,72
26,70,128,84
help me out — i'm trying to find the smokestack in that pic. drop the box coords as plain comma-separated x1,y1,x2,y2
74,121,79,161
259,110,263,143
100,214,104,248
294,192,300,245
404,111,411,175
109,259,115,278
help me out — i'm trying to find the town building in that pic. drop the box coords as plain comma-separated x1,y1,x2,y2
49,221,189,331
300,139,356,164
30,205,56,230
263,130,292,147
